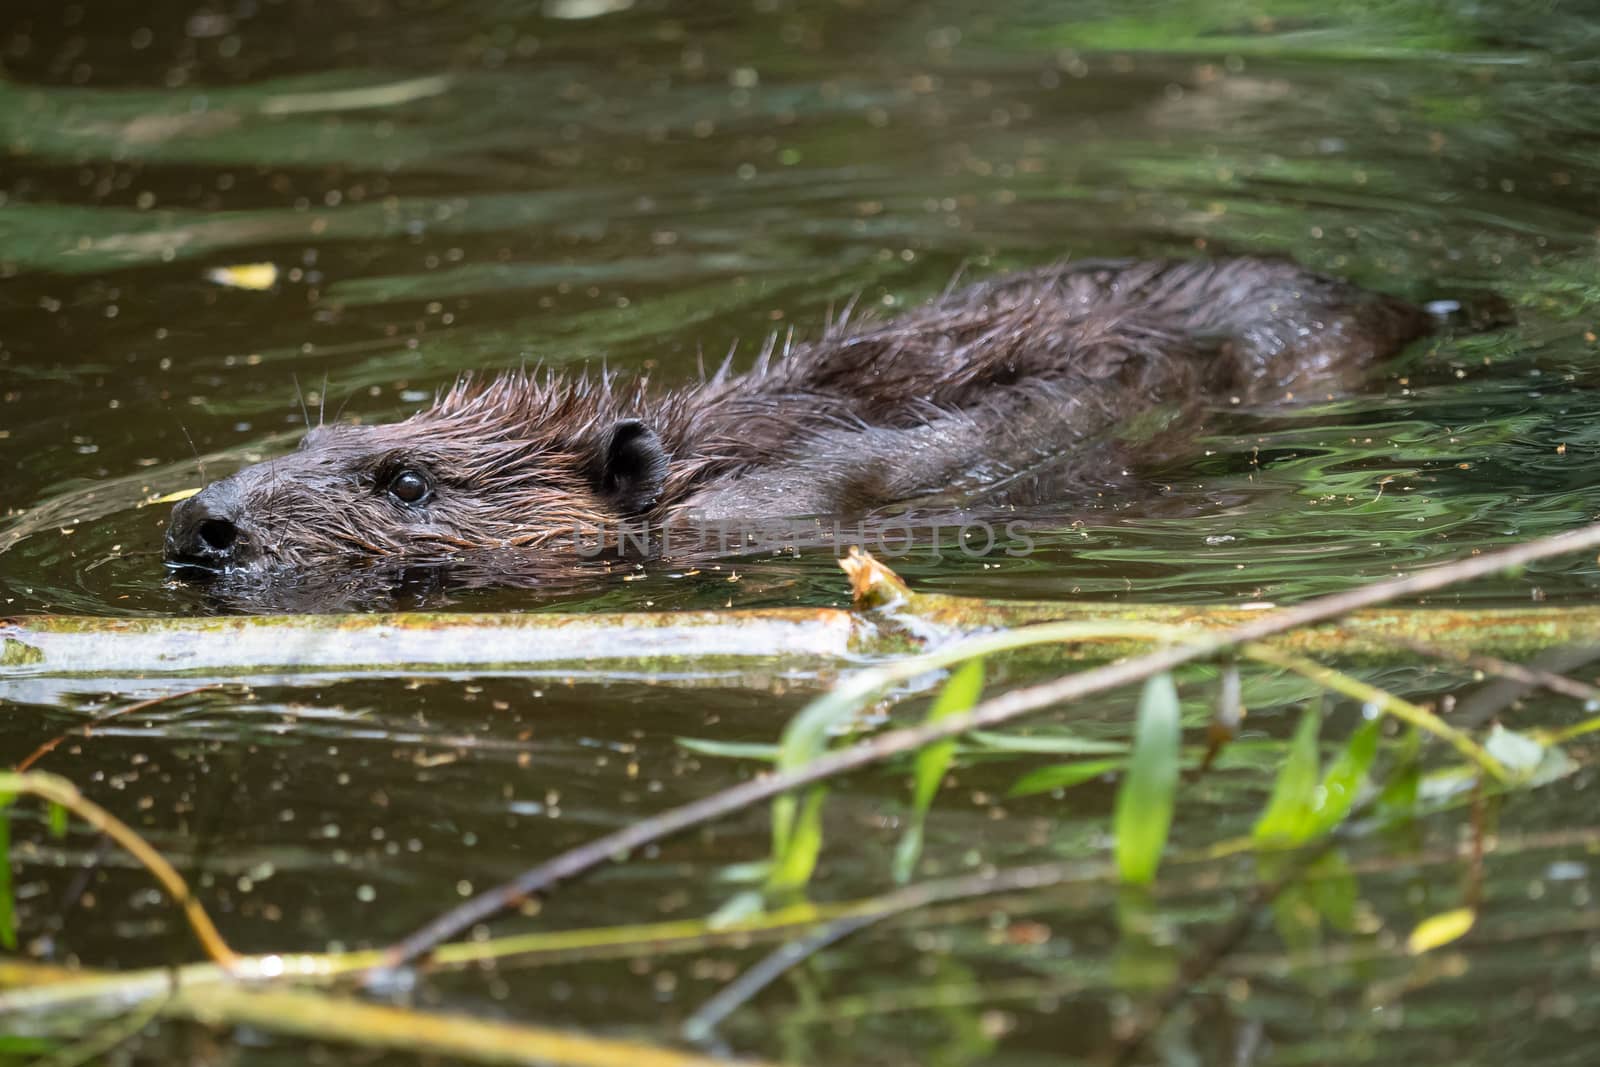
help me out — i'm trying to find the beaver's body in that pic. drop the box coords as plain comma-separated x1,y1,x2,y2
165,257,1432,588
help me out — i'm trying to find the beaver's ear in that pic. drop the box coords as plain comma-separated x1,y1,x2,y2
592,418,668,513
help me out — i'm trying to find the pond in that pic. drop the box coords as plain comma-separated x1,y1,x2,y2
2,0,1599,1063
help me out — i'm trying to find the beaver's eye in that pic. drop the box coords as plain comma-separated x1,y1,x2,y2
387,469,431,506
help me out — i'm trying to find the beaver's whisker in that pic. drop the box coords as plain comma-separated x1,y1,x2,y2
332,386,357,424
177,422,206,482
292,373,311,431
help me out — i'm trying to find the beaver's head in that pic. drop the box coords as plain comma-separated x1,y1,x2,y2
164,375,669,576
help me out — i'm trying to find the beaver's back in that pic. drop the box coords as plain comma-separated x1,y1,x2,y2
666,257,1431,519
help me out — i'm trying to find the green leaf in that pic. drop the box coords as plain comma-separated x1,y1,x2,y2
0,1036,58,1054
1310,718,1380,835
770,672,885,859
0,801,13,951
893,660,985,884
1253,707,1323,845
971,730,1128,755
1008,757,1127,797
891,823,927,888
1114,673,1182,886
675,738,781,761
47,801,69,839
1378,728,1422,817
766,787,828,894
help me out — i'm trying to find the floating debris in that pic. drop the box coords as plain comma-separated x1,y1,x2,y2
259,74,454,116
544,0,634,19
205,263,279,291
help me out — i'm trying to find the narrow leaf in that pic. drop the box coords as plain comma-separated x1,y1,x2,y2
893,659,984,884
891,824,927,887
0,798,14,951
1310,718,1380,834
770,677,885,857
1253,707,1322,845
971,730,1128,755
1009,757,1127,797
1378,728,1422,817
0,1037,57,1055
1113,673,1181,886
675,738,780,761
766,787,828,894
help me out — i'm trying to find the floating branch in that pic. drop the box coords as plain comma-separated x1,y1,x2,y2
4,566,1598,681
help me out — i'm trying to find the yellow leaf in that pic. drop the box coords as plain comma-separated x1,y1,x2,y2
151,488,202,504
1406,907,1475,954
205,263,279,290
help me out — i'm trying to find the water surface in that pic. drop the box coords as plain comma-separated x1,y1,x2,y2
3,1,1599,1064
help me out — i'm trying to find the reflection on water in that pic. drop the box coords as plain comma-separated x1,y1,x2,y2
2,1,1599,1064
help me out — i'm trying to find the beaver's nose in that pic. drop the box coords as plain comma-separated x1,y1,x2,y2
165,480,254,569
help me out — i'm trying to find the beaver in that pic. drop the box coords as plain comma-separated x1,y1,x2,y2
164,257,1436,594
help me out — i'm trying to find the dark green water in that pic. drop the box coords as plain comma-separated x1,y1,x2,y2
3,1,1599,1064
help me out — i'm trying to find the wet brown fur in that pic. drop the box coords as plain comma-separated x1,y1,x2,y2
166,257,1432,578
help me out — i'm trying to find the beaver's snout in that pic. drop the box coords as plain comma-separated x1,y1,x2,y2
166,478,260,571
